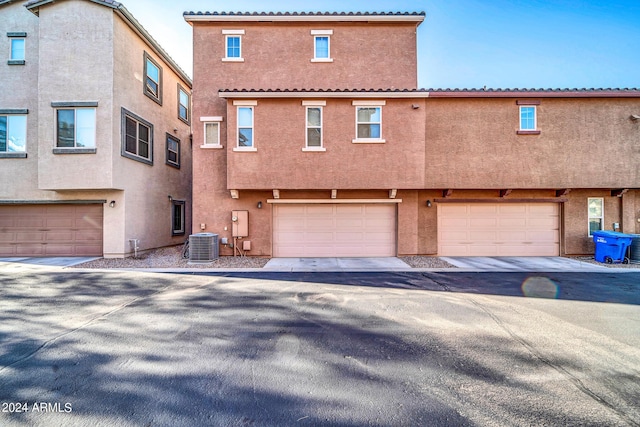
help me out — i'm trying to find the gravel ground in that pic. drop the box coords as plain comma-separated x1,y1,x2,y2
399,256,457,268
73,246,459,269
568,256,640,269
74,246,270,269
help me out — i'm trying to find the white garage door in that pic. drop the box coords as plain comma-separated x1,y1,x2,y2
273,204,396,257
438,203,560,256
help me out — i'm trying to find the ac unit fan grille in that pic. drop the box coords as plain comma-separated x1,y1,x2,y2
189,233,219,262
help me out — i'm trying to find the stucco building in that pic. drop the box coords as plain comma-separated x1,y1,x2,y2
185,11,639,258
1,0,192,258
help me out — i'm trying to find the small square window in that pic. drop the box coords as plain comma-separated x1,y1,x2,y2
588,198,604,236
171,200,185,236
204,122,220,146
166,134,180,168
356,106,382,140
143,52,162,105
121,108,153,165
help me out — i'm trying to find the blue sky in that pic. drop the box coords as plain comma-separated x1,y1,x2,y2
125,0,640,89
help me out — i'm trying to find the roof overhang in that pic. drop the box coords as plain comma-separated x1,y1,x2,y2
184,11,425,24
219,90,429,99
25,0,192,87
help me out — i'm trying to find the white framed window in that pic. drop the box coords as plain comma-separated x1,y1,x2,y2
311,30,333,62
588,198,604,236
55,107,96,149
7,32,26,65
0,112,27,154
519,106,536,130
200,116,223,149
353,100,385,143
302,100,326,151
222,30,245,62
233,101,257,151
144,52,162,105
121,107,153,165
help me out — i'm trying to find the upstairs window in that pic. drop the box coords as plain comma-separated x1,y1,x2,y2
311,30,333,62
0,112,27,154
222,30,245,62
166,134,180,168
7,32,26,65
353,101,385,143
302,100,326,151
588,198,604,236
237,107,253,147
52,103,97,151
178,85,190,124
517,100,540,134
144,52,162,105
121,108,153,165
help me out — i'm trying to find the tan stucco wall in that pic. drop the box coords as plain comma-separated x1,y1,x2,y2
36,0,115,190
424,97,640,188
0,2,40,199
1,0,192,258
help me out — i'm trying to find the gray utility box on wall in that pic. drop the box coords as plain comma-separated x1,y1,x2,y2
189,233,219,262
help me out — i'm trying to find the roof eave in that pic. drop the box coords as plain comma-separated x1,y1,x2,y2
184,14,425,24
219,90,429,99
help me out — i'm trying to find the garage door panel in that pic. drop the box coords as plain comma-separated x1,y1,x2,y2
273,204,395,257
438,203,559,256
0,204,103,257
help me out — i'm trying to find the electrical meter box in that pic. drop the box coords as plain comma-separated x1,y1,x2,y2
231,210,249,237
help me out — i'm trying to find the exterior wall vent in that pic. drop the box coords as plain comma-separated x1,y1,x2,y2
188,232,219,262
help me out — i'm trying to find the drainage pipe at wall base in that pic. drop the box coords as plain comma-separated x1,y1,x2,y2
129,239,139,258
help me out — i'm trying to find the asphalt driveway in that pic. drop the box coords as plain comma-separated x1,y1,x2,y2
1,266,639,426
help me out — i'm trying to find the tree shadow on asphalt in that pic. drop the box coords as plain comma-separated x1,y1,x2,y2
0,270,638,426
194,271,640,306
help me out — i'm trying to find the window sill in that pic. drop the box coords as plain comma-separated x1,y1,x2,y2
311,58,333,63
233,147,257,152
8,60,25,65
517,130,540,135
222,57,244,62
352,138,386,144
0,152,27,158
53,148,96,154
302,147,326,152
200,144,224,149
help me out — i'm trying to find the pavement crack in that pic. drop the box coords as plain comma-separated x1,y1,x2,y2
468,296,639,427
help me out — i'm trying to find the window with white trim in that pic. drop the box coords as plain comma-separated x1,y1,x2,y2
353,101,385,143
121,108,153,165
0,112,26,154
200,116,223,148
588,198,604,236
144,52,162,105
311,30,333,62
306,107,322,148
222,30,245,61
519,106,536,130
55,107,96,149
233,101,257,151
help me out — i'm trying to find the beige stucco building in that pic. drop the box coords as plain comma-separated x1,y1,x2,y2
185,11,639,259
1,0,192,257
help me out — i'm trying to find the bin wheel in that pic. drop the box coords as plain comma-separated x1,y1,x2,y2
605,256,613,264
623,257,630,265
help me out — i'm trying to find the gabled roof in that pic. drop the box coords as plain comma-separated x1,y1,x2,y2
184,11,425,24
23,0,191,87
218,88,640,99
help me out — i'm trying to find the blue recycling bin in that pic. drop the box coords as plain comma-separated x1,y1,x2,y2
592,230,633,264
